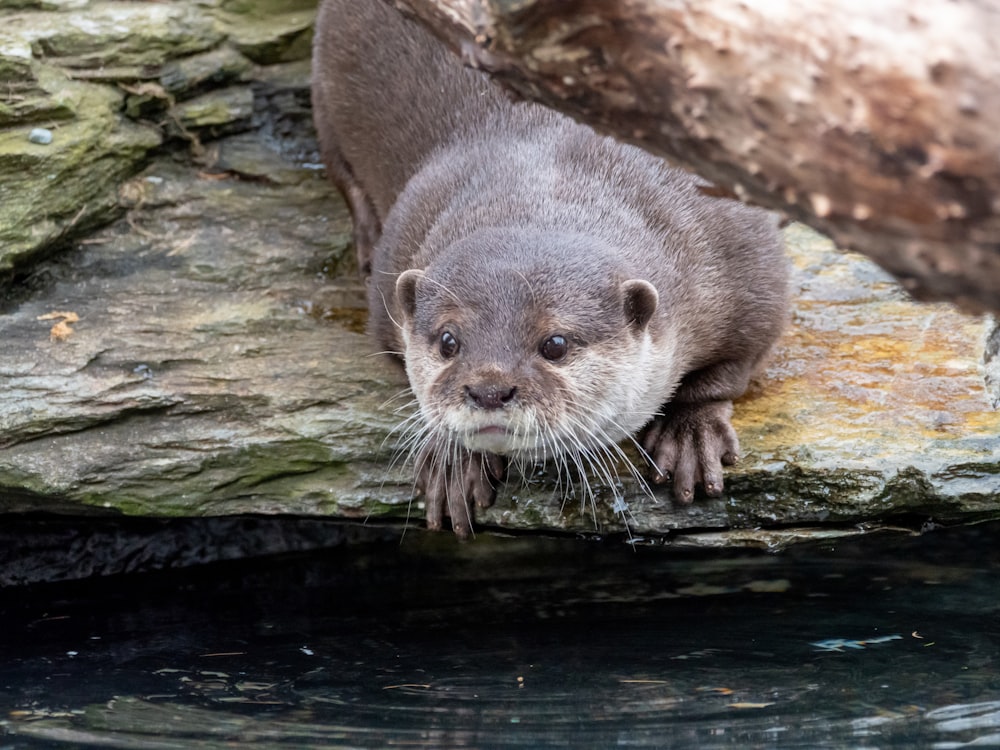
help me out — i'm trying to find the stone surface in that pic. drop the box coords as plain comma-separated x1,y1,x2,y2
0,0,997,554
0,0,318,277
0,67,162,271
214,4,316,64
1,128,997,548
0,516,397,586
11,2,224,69
171,86,255,135
159,46,255,97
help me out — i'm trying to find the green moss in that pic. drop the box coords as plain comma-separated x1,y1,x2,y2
0,74,161,271
29,4,224,69
215,10,315,64
171,87,254,129
220,0,317,15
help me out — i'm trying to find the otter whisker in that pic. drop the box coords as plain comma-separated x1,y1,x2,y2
555,421,601,512
365,349,406,360
418,273,464,307
549,412,644,534
374,284,404,332
584,418,655,499
381,389,418,411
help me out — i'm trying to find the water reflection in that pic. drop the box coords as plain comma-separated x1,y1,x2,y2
2,522,999,748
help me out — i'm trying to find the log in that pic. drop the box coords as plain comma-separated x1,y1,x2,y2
392,0,1000,313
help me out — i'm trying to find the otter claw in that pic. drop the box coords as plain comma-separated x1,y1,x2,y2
414,444,506,537
642,400,739,503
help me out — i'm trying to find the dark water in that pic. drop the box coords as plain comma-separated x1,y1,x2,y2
2,523,1000,749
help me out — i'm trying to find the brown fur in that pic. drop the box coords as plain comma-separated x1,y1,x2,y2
312,0,789,537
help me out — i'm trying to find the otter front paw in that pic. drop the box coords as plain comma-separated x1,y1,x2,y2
641,401,739,504
414,445,506,539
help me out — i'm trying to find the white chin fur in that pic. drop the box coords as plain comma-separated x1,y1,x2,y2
437,410,545,456
459,426,545,456
440,407,641,459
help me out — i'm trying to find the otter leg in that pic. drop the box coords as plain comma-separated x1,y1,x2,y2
316,140,381,275
343,183,380,276
415,443,506,538
641,360,751,503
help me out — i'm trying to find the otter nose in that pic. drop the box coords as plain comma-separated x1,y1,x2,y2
465,383,517,410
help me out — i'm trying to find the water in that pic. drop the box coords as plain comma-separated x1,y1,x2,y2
2,522,999,748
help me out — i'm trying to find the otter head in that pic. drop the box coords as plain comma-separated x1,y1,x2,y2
394,228,667,461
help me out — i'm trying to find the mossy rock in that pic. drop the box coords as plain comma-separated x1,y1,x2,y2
0,71,161,271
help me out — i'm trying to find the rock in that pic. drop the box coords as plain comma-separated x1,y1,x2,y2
159,46,255,97
214,6,316,64
1,126,996,549
0,0,317,279
985,321,1000,410
0,67,162,273
0,57,81,127
0,144,368,512
170,86,255,136
12,2,224,69
27,126,52,144
0,516,397,586
3,0,90,9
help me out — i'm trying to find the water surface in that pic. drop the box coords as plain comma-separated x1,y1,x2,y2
2,522,999,748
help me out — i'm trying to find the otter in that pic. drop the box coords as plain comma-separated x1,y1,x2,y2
311,0,789,538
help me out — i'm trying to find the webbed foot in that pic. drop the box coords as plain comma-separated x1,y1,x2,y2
415,444,506,538
641,400,739,503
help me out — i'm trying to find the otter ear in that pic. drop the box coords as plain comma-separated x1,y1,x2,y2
622,279,658,330
396,268,424,320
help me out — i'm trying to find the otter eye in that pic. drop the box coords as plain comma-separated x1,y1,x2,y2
540,334,568,362
439,330,460,359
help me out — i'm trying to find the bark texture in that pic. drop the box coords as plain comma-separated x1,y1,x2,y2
394,0,1000,312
